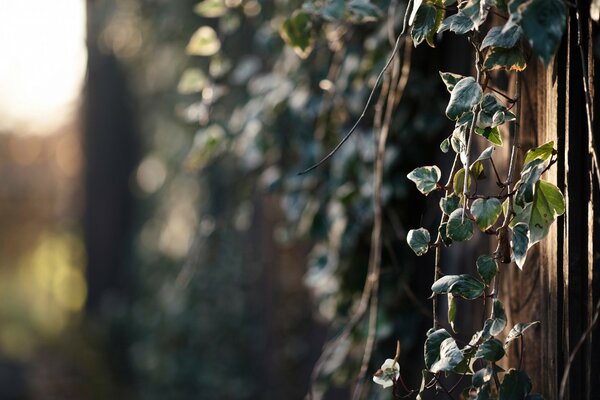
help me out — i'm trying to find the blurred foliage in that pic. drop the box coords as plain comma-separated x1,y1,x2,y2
92,0,449,398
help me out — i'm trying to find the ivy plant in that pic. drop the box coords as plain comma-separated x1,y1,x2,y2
383,0,567,398
282,0,569,397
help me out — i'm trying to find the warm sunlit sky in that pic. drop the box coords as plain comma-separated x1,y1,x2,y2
0,0,87,135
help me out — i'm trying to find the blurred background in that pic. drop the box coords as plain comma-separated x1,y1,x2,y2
0,0,470,399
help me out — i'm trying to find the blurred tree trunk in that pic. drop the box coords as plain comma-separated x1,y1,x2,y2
83,0,138,385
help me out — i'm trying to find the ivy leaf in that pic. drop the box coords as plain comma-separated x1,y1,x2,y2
440,137,450,153
475,338,505,362
453,168,472,196
505,321,540,348
475,126,503,146
523,141,555,165
426,4,445,47
439,13,475,34
514,159,545,206
529,180,565,243
424,328,452,369
490,298,507,335
499,369,532,400
432,274,485,299
194,0,228,18
430,337,465,373
407,228,431,256
448,293,457,331
347,0,382,22
447,208,474,241
407,165,442,195
280,10,314,59
412,4,439,46
440,193,461,215
439,223,453,246
475,146,495,162
439,71,467,92
319,0,346,21
520,0,567,65
476,255,498,285
478,94,507,128
514,180,565,247
471,198,502,231
511,222,529,269
483,47,527,71
445,77,483,120
473,366,494,387
481,24,522,49
409,0,424,26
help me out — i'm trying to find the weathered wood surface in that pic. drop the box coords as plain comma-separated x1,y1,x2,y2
501,7,599,399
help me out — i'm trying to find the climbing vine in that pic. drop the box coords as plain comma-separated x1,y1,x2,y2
282,0,574,398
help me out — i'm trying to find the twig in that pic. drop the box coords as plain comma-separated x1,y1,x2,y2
299,31,406,175
559,298,600,399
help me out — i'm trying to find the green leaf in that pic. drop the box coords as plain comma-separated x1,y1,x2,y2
407,228,431,256
439,13,475,34
426,4,445,47
347,0,382,22
475,126,503,146
445,77,483,120
453,168,472,196
448,293,457,331
407,165,442,195
514,180,565,248
515,159,545,206
432,274,485,299
440,137,450,153
475,338,505,362
521,0,567,65
319,0,346,21
499,369,532,400
504,321,540,347
511,222,529,269
473,366,494,387
194,0,228,17
424,328,451,369
409,0,424,26
439,71,466,92
430,337,465,373
440,193,461,215
475,146,495,162
280,10,314,59
523,141,555,165
186,26,221,56
412,4,439,46
447,208,474,241
481,24,522,49
483,47,527,71
478,94,507,128
476,255,498,285
177,68,208,94
471,198,502,231
439,223,453,246
490,298,507,335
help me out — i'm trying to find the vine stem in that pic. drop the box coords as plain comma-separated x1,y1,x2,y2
433,154,460,328
299,28,406,175
462,34,483,220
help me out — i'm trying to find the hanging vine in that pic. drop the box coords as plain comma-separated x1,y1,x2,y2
280,0,579,398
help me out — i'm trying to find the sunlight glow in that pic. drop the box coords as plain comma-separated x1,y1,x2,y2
0,0,87,135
